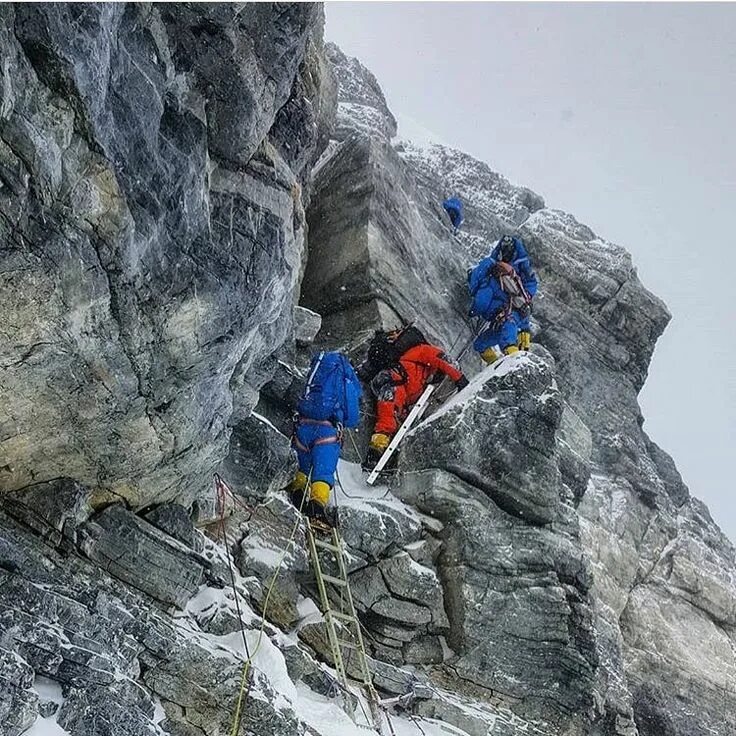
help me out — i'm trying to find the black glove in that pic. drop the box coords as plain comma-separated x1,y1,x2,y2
455,375,469,391
517,303,531,319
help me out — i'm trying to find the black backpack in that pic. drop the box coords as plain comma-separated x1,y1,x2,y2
357,325,427,383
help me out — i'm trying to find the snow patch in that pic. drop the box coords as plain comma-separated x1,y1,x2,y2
413,352,534,432
294,683,473,736
295,595,323,630
152,697,166,725
335,461,420,525
393,111,451,148
240,535,292,569
33,676,64,705
185,583,259,629
24,717,72,736
407,556,439,582
251,411,280,433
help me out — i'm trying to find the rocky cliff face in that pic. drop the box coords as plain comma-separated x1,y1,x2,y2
0,3,332,510
298,41,736,736
0,8,733,736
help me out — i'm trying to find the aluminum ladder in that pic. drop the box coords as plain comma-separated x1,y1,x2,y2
305,522,385,734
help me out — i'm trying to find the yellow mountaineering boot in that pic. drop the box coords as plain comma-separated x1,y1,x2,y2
503,345,519,356
518,330,531,351
309,481,331,507
369,433,391,452
480,347,500,365
305,481,332,528
285,470,308,509
363,433,391,471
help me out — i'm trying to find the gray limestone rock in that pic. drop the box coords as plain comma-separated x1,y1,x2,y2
3,477,92,547
350,565,432,627
416,689,557,736
0,648,38,736
220,414,296,504
367,656,434,699
401,353,565,525
404,538,442,567
378,552,449,629
56,682,157,736
397,469,596,725
294,306,323,346
403,635,444,665
271,25,337,189
337,498,423,560
303,133,471,360
143,502,203,553
37,699,59,719
619,498,736,736
78,504,205,609
0,3,329,511
143,638,301,736
325,42,397,141
236,495,309,628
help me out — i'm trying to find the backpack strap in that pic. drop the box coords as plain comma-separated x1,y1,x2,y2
496,262,532,305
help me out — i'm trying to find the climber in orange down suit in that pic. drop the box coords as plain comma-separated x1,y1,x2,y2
358,326,468,469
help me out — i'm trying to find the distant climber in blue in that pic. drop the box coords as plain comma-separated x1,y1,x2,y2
284,351,361,526
467,234,538,362
442,197,464,233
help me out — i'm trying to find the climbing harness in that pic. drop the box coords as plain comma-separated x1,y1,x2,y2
365,316,485,486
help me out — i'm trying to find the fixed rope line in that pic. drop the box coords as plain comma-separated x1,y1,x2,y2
216,474,427,736
408,713,428,736
217,472,312,736
335,462,391,501
214,474,253,666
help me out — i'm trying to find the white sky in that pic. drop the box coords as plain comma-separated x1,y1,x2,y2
326,2,736,542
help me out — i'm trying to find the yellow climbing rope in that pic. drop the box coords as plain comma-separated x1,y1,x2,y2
215,473,311,736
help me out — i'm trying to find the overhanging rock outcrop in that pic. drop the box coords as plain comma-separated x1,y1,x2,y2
401,353,568,524
0,3,332,509
303,134,470,355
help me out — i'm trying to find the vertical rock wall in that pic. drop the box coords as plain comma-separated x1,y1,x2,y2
0,3,334,509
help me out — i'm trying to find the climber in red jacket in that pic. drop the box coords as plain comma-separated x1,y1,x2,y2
359,325,468,470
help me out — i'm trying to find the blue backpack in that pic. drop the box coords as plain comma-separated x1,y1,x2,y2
297,352,362,428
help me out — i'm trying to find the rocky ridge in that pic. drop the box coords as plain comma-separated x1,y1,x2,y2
296,41,736,736
0,7,734,736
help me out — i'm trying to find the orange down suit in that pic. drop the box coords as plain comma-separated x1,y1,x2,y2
372,344,463,435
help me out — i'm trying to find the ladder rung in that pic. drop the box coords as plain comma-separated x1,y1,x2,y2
314,538,341,554
337,639,358,650
322,573,348,588
327,609,357,623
